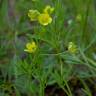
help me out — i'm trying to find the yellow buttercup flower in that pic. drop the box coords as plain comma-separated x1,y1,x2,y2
38,13,52,26
24,41,37,53
28,9,40,21
68,42,77,53
43,5,54,14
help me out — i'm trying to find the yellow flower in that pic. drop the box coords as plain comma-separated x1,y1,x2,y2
38,13,52,26
43,5,54,14
68,42,77,53
24,41,37,53
28,9,40,21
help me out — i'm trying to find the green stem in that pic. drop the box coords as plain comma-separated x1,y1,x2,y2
82,0,91,43
39,79,45,96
